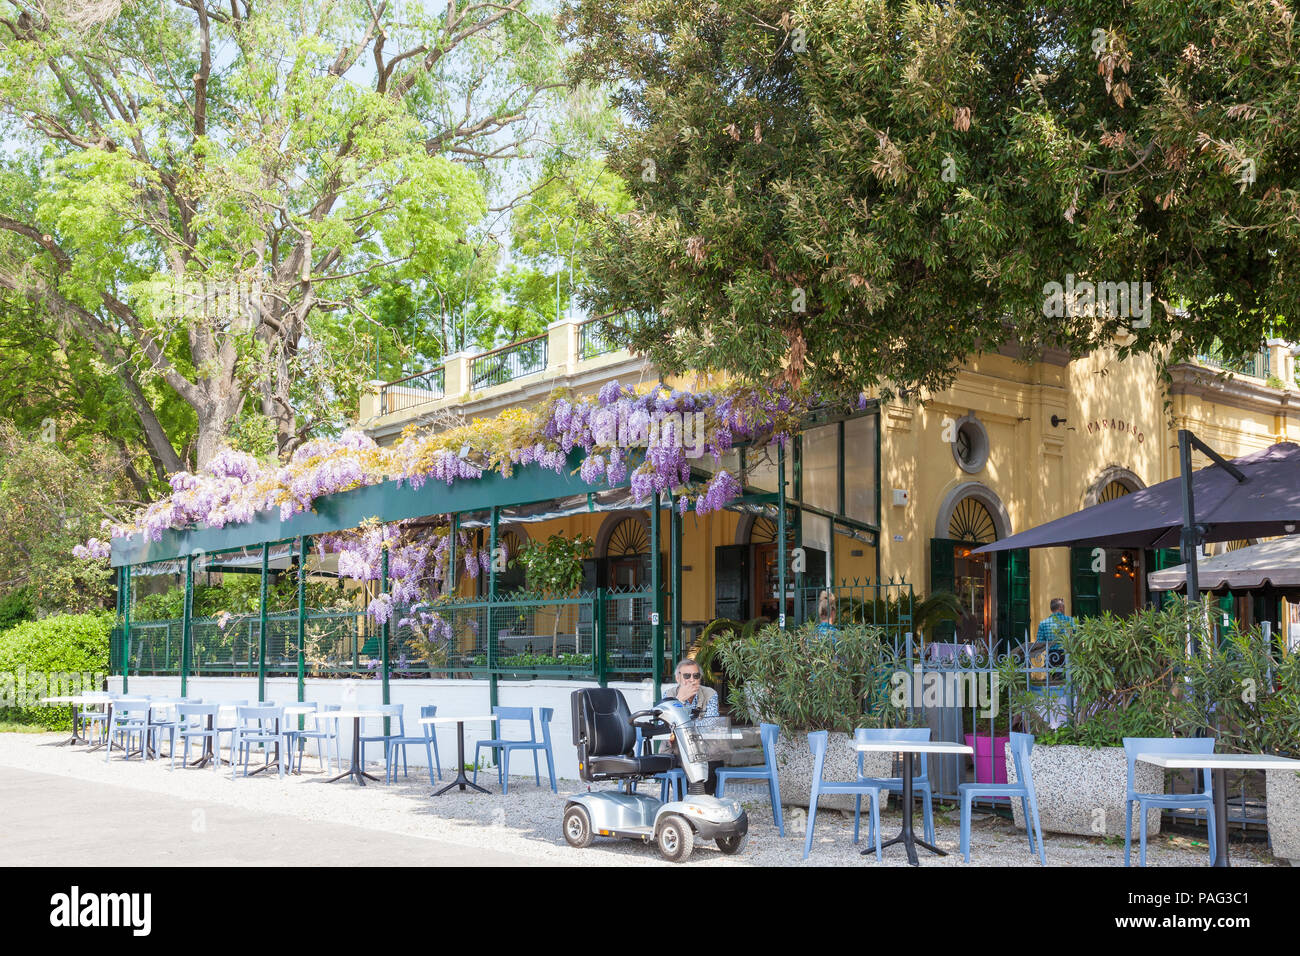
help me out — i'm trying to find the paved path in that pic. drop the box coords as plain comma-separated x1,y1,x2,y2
0,767,538,867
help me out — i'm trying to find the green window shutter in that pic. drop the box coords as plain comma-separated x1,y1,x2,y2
929,538,958,642
996,548,1031,650
1143,548,1182,609
714,545,749,621
1071,546,1101,619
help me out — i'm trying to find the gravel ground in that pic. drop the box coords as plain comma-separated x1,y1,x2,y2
0,732,1281,867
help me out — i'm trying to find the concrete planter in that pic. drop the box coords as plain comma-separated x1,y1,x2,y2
773,733,893,812
1008,743,1161,838
1265,769,1300,865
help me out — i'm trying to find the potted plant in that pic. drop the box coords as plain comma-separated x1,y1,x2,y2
510,534,593,657
1006,602,1194,838
719,620,909,811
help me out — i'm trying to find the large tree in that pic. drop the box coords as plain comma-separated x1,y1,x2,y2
0,0,564,471
562,0,1300,395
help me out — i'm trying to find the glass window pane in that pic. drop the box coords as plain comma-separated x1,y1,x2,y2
844,415,878,525
747,448,779,493
801,423,839,512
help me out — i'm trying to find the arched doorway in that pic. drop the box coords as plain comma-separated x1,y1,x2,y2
715,513,802,623
931,484,1025,647
1072,472,1156,619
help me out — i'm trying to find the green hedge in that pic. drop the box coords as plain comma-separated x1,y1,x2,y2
0,612,111,730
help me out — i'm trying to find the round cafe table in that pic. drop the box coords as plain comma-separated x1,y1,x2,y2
420,715,498,795
323,709,386,785
41,694,111,746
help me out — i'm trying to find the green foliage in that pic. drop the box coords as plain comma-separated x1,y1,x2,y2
0,587,34,631
563,0,1300,394
511,534,593,595
476,652,592,669
1016,601,1186,746
0,420,124,614
133,575,353,621
719,621,907,733
691,616,766,687
0,612,111,730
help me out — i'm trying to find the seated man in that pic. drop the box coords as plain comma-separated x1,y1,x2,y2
1035,597,1074,651
659,658,721,791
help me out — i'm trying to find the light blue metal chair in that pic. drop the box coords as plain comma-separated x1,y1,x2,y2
1123,736,1217,867
147,698,187,760
105,700,150,762
473,706,557,794
359,703,404,769
804,731,883,861
386,704,444,784
855,727,935,844
215,700,248,765
294,704,342,774
78,696,114,745
715,723,784,836
959,731,1046,864
174,703,220,770
231,705,289,780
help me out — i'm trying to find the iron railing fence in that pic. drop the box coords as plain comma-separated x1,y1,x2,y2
470,335,547,389
379,367,445,415
1196,348,1271,380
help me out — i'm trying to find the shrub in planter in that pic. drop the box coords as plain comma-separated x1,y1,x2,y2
1008,602,1190,838
0,612,111,730
720,621,909,810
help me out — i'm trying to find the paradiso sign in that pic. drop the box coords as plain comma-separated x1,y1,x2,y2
1085,417,1145,443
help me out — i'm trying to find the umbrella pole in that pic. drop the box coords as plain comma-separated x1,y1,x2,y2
1178,430,1202,647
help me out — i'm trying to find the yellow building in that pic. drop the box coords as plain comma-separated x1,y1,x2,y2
360,316,1297,649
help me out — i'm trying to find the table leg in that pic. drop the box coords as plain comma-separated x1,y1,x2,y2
872,753,945,866
59,703,88,746
190,714,215,768
1212,766,1230,868
434,721,490,795
326,717,380,785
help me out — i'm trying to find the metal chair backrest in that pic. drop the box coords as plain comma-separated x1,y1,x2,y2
419,704,438,738
1009,731,1036,797
493,705,536,742
758,722,780,777
1123,736,1215,798
177,703,218,728
236,705,284,738
855,726,931,779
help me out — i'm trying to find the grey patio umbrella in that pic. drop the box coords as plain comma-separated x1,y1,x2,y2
974,441,1300,554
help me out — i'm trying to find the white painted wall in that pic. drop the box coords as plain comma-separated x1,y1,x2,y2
107,676,660,780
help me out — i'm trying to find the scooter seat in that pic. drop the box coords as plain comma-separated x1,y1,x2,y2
589,754,675,776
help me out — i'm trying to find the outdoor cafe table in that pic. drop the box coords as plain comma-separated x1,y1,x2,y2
322,709,387,786
1137,751,1300,868
40,694,111,746
855,740,974,866
244,703,318,776
420,715,499,795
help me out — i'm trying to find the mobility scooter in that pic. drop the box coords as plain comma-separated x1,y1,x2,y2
563,687,748,862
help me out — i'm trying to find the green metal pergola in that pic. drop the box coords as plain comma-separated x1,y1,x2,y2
111,402,884,708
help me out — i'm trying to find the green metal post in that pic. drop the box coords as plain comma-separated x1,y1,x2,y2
381,540,390,732
651,492,663,701
449,514,458,597
778,443,788,629
180,553,194,696
670,492,682,664
122,567,131,693
257,543,269,703
595,587,608,688
488,505,499,710
297,536,307,706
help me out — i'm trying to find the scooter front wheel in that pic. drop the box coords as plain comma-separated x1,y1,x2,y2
656,814,695,862
563,804,594,848
716,832,748,855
